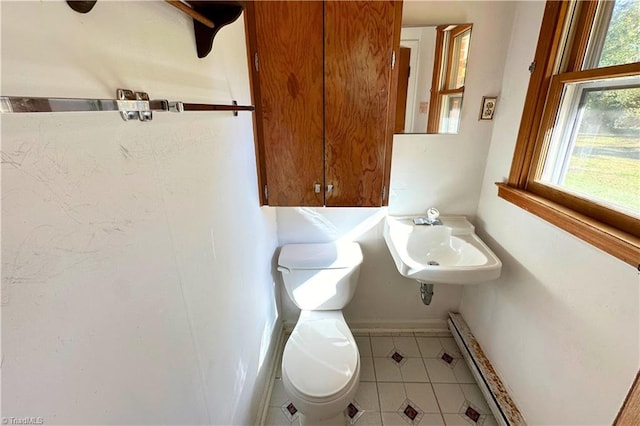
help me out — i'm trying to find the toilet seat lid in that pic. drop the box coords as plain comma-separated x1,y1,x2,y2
283,312,359,399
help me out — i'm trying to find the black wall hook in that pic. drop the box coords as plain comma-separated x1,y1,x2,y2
66,1,97,14
66,0,244,58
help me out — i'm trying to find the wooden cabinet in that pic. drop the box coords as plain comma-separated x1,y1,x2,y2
245,0,402,207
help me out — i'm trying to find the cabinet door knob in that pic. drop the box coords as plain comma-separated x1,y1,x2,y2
314,183,321,193
327,184,334,193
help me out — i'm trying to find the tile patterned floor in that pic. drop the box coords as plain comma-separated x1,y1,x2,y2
264,332,497,426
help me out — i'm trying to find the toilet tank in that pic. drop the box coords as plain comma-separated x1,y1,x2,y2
278,242,363,310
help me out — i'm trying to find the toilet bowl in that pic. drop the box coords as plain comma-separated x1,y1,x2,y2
282,310,360,424
278,242,363,425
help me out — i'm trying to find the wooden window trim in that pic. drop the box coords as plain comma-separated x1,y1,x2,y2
565,0,599,72
507,1,570,187
427,24,471,133
444,24,472,90
526,62,640,236
439,87,465,96
499,0,640,268
427,25,447,133
552,62,640,84
615,371,640,425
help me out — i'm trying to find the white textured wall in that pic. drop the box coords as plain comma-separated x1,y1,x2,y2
413,27,436,134
1,2,279,425
461,2,640,425
276,2,516,329
400,26,435,133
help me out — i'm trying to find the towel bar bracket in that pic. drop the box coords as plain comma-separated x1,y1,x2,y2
117,89,154,122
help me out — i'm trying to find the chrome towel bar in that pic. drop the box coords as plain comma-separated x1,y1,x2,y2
0,88,255,122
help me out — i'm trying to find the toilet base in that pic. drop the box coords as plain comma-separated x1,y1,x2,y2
282,358,360,424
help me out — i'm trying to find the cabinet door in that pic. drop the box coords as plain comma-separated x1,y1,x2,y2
324,0,402,207
246,1,324,206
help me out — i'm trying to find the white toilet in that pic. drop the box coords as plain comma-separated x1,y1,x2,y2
277,242,363,425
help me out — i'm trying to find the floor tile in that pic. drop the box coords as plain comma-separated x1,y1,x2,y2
269,378,289,407
356,411,383,426
398,398,424,425
377,382,406,411
264,406,295,426
452,360,475,384
356,336,373,357
361,357,376,382
418,413,446,425
381,411,408,426
463,402,484,423
346,401,365,425
382,409,445,425
416,337,444,358
439,338,462,358
432,383,465,413
400,358,430,382
354,382,380,411
484,415,498,425
374,357,403,382
414,332,441,337
281,401,300,423
266,330,493,426
460,384,491,414
371,336,395,357
389,349,408,367
368,331,396,336
393,336,421,357
424,359,457,383
441,413,469,425
404,383,440,414
370,331,415,337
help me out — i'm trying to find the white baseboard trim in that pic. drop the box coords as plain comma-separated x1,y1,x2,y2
282,318,449,333
254,322,285,426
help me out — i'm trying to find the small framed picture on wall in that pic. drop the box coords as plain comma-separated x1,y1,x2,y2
479,96,497,120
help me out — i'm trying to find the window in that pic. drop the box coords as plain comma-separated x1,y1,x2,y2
499,0,640,266
427,24,472,134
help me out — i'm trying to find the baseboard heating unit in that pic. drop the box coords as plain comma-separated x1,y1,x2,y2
448,313,526,426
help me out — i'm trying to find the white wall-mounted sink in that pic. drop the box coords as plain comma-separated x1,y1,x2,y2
383,215,501,284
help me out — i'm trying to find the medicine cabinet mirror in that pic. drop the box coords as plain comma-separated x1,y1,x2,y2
395,21,473,135
394,0,473,134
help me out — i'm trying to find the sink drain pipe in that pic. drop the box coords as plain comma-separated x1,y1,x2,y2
419,282,434,305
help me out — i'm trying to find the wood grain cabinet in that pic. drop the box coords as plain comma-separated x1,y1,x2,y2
245,0,403,206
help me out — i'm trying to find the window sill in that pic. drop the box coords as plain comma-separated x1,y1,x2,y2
496,183,640,269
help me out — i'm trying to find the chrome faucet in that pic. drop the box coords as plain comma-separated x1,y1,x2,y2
413,207,442,226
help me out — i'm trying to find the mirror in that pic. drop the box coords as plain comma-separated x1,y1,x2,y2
394,24,472,134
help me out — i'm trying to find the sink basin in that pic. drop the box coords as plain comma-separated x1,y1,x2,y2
383,215,501,284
